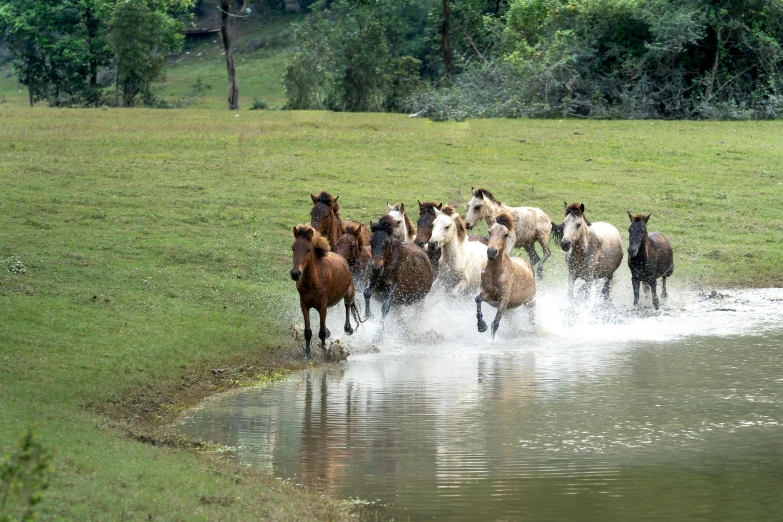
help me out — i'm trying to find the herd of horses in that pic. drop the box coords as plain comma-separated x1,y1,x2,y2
290,189,675,359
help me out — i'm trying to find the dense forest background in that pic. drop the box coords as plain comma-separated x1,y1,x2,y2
2,0,782,119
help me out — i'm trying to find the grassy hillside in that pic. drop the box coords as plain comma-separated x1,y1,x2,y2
0,11,298,108
1,106,782,519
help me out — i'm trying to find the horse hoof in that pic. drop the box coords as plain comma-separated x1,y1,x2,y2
345,326,354,336
477,320,488,333
325,328,331,339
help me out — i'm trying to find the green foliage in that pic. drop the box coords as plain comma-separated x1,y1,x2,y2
107,0,192,107
249,96,269,109
0,429,51,522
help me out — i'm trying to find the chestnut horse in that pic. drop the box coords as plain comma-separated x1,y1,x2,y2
560,203,624,300
310,191,371,249
465,188,556,279
367,215,433,342
290,225,362,360
386,202,416,243
476,212,536,338
334,223,372,290
627,212,674,310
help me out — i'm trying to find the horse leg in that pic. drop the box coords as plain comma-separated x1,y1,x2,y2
476,294,488,333
363,282,373,321
536,238,551,280
567,272,577,300
661,276,668,300
601,274,613,299
317,304,330,357
490,297,509,340
524,245,540,274
344,293,355,336
649,279,660,310
301,303,312,361
632,277,641,306
373,285,396,344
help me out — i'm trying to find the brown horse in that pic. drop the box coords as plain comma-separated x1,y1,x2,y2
627,212,674,310
334,223,372,289
367,215,433,342
415,201,488,279
310,191,371,249
290,225,362,360
476,212,537,338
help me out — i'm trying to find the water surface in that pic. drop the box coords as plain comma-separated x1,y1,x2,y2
181,288,783,521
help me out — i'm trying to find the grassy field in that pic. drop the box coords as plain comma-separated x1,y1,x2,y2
1,106,782,519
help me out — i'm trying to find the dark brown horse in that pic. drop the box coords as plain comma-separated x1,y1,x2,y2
334,223,371,288
310,191,371,249
290,225,362,360
627,212,674,310
367,215,433,342
415,201,488,279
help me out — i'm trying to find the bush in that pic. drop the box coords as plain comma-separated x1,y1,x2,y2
0,428,51,522
249,97,269,110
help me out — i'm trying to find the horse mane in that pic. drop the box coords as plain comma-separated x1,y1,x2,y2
475,188,501,205
631,214,647,222
403,211,416,237
345,223,369,248
371,215,397,237
418,201,441,216
494,211,515,233
314,191,341,218
441,204,457,216
294,224,330,257
438,205,467,241
565,202,592,226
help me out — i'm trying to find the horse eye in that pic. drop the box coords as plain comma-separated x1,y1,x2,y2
504,234,509,238
307,248,311,253
474,205,481,210
576,223,581,228
446,225,451,229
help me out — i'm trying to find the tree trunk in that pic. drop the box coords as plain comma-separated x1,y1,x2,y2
220,0,240,110
705,28,721,102
441,0,452,78
29,87,34,108
114,58,120,107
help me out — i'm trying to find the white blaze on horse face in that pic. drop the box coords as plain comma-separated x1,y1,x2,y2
464,195,489,228
562,213,587,251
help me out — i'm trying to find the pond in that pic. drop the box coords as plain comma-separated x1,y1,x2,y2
180,287,783,521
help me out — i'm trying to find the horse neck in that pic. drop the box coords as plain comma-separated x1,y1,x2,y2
440,229,468,268
635,232,651,260
483,200,504,226
300,251,322,285
486,252,508,279
327,211,342,247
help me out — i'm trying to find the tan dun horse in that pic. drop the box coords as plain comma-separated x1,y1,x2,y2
367,215,433,342
559,202,624,300
386,202,417,243
476,212,536,338
627,212,674,310
310,191,371,249
290,225,362,360
465,188,556,279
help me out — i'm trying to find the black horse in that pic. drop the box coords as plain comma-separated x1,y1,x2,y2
627,212,674,310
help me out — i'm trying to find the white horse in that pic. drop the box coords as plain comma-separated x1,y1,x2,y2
427,206,488,297
464,187,555,279
386,202,416,243
559,202,624,299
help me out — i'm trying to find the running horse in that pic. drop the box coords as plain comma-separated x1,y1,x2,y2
386,202,416,243
334,223,372,292
626,212,674,310
465,188,556,279
366,215,433,342
290,225,362,360
476,211,536,338
559,202,624,300
427,205,488,297
310,191,371,249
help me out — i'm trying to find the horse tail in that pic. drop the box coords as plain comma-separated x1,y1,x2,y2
350,301,366,328
550,222,564,244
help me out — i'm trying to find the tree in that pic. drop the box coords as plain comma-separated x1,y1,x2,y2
219,0,240,110
107,0,190,107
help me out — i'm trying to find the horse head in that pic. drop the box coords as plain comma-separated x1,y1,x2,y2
465,187,499,230
487,211,516,260
561,202,590,253
310,191,339,237
369,216,397,277
386,202,410,242
415,201,442,248
334,224,362,263
428,206,466,251
291,225,329,281
627,211,651,257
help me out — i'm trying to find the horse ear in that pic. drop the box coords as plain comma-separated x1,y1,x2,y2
334,195,339,203
433,207,442,216
293,226,298,237
387,202,393,211
437,203,443,210
399,202,405,213
305,227,314,238
475,190,484,199
418,200,423,210
580,203,585,213
471,187,476,196
644,213,651,223
627,211,633,222
310,194,318,204
564,201,568,208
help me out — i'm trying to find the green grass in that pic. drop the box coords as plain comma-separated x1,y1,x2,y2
1,106,783,519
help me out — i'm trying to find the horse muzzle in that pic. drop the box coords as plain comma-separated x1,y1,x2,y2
486,247,499,260
427,241,438,251
290,270,301,281
560,240,571,252
415,240,425,249
465,222,474,230
371,265,384,276
628,246,640,257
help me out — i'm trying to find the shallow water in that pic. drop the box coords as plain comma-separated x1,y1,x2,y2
180,287,783,521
